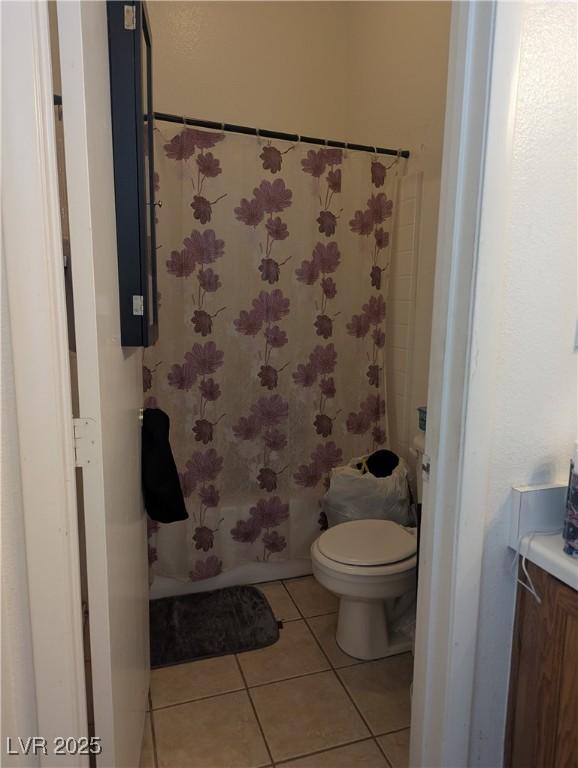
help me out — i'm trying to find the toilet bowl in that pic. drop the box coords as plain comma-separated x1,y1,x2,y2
311,519,417,660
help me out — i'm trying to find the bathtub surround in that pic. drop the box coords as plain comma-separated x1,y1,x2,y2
145,125,400,583
386,173,422,459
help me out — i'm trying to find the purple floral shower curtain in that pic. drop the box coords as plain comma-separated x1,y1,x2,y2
145,122,400,582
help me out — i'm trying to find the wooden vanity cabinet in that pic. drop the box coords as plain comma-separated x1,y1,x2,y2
505,561,578,767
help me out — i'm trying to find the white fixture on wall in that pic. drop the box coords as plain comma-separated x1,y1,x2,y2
509,483,577,592
509,483,567,548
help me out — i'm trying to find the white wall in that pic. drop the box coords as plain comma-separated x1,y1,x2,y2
1,249,40,767
147,0,451,451
469,3,577,765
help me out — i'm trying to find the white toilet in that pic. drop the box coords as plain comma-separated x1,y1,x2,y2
311,519,417,660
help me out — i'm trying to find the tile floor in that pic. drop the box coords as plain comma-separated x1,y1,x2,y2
141,576,412,768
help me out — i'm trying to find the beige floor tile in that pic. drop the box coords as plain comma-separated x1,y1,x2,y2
139,713,155,768
280,739,388,767
154,690,270,768
238,619,329,686
306,614,363,669
151,655,244,709
250,670,369,762
283,576,338,618
338,655,413,735
378,729,410,768
257,581,300,622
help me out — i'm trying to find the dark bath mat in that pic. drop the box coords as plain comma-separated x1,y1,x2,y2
149,584,280,668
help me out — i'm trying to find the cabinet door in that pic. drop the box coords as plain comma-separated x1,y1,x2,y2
554,595,578,768
506,563,578,767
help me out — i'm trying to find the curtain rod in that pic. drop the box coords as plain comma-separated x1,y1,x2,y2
154,111,410,159
51,96,410,159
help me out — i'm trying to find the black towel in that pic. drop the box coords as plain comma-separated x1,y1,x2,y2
142,408,188,523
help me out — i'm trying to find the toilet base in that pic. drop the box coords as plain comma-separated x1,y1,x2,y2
335,596,413,660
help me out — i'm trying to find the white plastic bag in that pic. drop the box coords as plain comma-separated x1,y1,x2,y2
322,454,411,528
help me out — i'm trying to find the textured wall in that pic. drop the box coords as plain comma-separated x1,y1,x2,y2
147,0,451,447
470,3,577,764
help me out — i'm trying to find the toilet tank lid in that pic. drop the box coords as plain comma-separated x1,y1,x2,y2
318,519,417,566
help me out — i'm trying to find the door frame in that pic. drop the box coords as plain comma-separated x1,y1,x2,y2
411,2,522,766
1,1,89,761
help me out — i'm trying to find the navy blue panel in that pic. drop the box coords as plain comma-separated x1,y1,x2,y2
107,0,157,347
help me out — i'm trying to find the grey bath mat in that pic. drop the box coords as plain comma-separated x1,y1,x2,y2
149,585,280,668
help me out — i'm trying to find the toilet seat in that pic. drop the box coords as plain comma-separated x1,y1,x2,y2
312,539,417,579
318,519,417,567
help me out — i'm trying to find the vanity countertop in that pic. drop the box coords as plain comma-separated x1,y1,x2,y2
520,532,578,592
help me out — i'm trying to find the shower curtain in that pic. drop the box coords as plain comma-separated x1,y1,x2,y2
145,122,401,582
